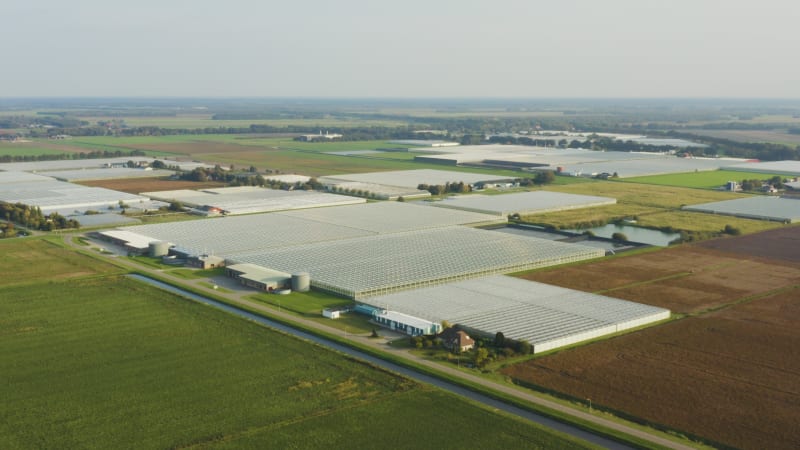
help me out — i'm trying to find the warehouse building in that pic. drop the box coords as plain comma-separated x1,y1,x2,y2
226,264,291,292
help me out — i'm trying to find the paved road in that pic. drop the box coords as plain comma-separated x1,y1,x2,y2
67,235,696,450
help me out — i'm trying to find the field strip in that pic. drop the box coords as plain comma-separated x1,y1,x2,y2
690,284,800,317
177,391,408,449
594,272,692,295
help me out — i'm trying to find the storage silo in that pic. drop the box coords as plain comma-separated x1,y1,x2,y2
291,272,310,292
149,241,171,257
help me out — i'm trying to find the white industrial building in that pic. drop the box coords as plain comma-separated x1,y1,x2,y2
721,160,800,177
361,275,670,353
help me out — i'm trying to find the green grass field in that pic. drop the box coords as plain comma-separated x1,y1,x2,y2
622,170,783,189
0,238,121,287
0,276,592,449
0,143,70,157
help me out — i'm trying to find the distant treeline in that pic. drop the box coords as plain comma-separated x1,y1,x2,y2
0,149,146,163
663,131,799,161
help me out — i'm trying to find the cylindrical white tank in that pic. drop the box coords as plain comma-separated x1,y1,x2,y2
149,241,171,257
291,272,310,292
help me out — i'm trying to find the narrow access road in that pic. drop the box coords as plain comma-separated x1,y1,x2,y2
67,234,696,450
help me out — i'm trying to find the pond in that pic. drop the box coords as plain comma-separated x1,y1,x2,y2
567,223,680,247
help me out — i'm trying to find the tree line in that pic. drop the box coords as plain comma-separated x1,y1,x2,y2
0,202,79,231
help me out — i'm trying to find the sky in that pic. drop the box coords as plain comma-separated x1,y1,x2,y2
2,0,799,98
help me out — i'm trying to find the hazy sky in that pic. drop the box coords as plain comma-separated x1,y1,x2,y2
2,0,798,98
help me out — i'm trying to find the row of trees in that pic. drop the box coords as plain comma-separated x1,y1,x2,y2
0,202,79,231
0,149,147,163
417,181,472,195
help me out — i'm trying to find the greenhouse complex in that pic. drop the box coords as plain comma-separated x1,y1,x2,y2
683,196,800,223
228,227,604,299
361,275,670,353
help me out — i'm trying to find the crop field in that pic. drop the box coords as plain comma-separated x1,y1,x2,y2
501,288,800,450
0,238,120,287
79,115,408,129
546,180,748,208
78,177,225,194
697,225,800,263
0,276,590,449
622,170,780,189
525,180,775,233
0,142,72,157
520,244,800,314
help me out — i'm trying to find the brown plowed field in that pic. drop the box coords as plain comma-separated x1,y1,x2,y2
508,232,800,449
697,226,800,263
78,178,225,194
521,246,800,313
501,289,800,450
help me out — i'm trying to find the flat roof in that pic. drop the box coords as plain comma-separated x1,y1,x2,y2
319,169,510,189
427,191,616,216
683,196,800,223
45,167,173,182
98,230,160,249
141,187,365,215
115,201,508,256
721,160,800,176
227,263,290,283
0,178,150,214
229,226,604,299
362,275,670,353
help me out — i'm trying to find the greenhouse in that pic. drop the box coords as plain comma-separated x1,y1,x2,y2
118,213,374,256
0,178,150,214
319,169,508,189
362,275,670,353
429,191,616,216
229,227,604,299
683,196,800,223
141,186,365,215
281,201,506,233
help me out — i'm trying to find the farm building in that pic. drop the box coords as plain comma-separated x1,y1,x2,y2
682,196,800,223
141,186,365,215
187,254,225,269
388,140,460,147
228,226,604,299
428,191,616,216
226,264,291,291
361,275,670,354
372,310,442,336
439,328,475,352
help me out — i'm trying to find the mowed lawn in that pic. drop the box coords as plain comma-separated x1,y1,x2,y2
0,276,592,449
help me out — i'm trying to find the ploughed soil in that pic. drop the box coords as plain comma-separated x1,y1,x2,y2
78,178,225,194
520,245,800,314
696,225,800,263
508,232,800,449
501,289,800,450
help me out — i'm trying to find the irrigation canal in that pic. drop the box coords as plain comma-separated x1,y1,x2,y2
130,274,632,450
